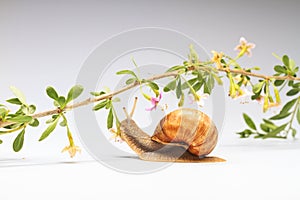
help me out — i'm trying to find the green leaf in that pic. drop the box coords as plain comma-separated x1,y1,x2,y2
282,55,290,67
66,85,84,103
176,78,182,99
59,118,67,127
243,113,257,130
206,74,215,94
291,128,297,138
292,82,300,89
181,78,198,90
212,73,223,85
274,65,286,73
193,81,203,92
29,119,39,127
39,116,60,141
263,123,287,138
9,115,33,123
105,100,112,109
297,108,300,124
10,86,26,105
0,108,8,118
274,80,284,87
57,96,66,108
260,123,270,133
0,139,3,144
46,115,59,124
262,119,277,130
90,91,106,96
272,52,282,61
166,65,186,72
125,78,136,85
28,105,36,114
189,44,199,63
163,79,177,92
93,100,108,111
13,129,25,152
6,98,22,105
280,98,297,114
148,81,159,91
286,88,299,96
269,112,292,120
107,108,113,129
289,59,296,69
46,86,59,101
116,70,138,79
288,80,294,87
203,78,213,94
178,93,185,107
236,129,254,138
253,81,265,94
112,97,121,103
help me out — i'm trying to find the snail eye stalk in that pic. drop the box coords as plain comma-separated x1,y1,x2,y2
130,97,138,118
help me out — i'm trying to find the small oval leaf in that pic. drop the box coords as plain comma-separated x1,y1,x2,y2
39,116,60,141
9,115,33,123
46,86,59,101
269,112,292,120
6,98,22,105
13,129,25,152
107,108,114,129
243,113,257,130
282,55,290,67
10,86,26,105
163,79,177,92
93,100,108,111
280,98,297,115
66,85,84,103
286,89,299,96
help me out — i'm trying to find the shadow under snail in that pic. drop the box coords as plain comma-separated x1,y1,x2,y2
119,98,225,163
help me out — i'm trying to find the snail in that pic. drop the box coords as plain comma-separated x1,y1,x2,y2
119,98,225,163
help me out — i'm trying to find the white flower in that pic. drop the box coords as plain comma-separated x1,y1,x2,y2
190,92,209,107
233,87,253,104
234,37,256,57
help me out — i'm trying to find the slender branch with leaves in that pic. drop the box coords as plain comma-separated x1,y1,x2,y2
0,37,299,157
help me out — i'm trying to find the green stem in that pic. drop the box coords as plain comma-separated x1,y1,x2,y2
278,80,288,93
287,97,300,131
181,76,198,99
111,104,120,126
0,124,26,135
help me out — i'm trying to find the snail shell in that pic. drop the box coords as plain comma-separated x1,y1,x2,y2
120,108,224,163
151,108,218,157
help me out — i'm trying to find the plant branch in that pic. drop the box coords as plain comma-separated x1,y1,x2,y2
0,67,299,129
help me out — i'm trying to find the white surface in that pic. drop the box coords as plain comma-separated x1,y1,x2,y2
1,141,300,200
1,1,300,200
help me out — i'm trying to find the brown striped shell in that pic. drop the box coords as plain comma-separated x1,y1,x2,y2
151,108,218,157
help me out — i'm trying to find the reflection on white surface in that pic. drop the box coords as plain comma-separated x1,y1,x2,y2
1,141,300,200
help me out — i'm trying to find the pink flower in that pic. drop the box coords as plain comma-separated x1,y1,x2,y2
234,37,256,57
145,93,162,111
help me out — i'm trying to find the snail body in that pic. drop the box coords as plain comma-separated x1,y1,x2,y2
120,106,225,163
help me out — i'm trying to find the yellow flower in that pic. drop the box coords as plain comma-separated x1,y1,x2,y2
62,145,81,158
234,37,256,57
211,51,224,69
109,128,123,142
190,92,209,107
268,102,281,109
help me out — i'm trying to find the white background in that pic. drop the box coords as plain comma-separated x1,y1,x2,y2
1,0,300,199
